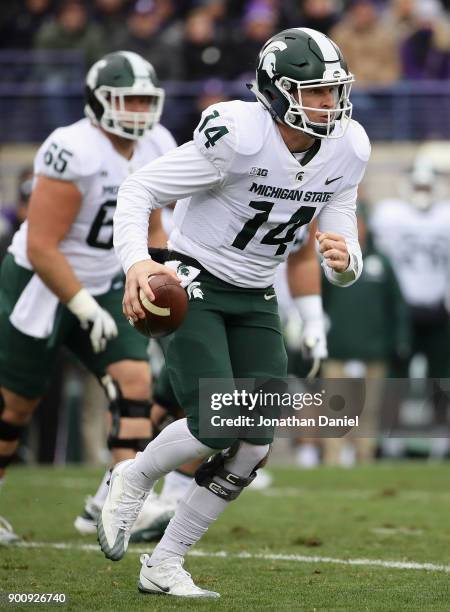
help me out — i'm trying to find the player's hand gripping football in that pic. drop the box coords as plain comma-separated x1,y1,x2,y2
67,288,118,353
316,232,350,273
123,259,180,321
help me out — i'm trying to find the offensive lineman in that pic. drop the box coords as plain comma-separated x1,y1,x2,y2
0,51,178,543
100,28,370,597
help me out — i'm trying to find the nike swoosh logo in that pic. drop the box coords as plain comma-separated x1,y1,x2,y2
145,577,170,593
264,294,276,301
325,176,343,185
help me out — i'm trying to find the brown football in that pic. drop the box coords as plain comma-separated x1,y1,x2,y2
130,274,188,338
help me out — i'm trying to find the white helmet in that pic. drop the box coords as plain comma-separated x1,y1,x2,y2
84,51,165,140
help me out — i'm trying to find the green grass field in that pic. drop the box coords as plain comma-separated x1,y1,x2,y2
1,462,450,611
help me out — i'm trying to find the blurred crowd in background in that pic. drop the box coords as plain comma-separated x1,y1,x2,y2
1,0,450,83
1,0,450,469
2,0,450,143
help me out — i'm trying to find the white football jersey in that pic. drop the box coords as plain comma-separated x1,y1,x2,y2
115,101,370,288
371,199,450,307
9,118,176,294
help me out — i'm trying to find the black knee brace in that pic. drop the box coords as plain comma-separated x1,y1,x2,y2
0,392,26,468
108,396,152,452
194,443,259,501
101,375,152,452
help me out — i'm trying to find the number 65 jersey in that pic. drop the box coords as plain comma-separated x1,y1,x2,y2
9,117,176,294
116,100,370,288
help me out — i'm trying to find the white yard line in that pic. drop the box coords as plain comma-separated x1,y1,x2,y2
371,527,423,536
258,487,450,501
16,541,450,573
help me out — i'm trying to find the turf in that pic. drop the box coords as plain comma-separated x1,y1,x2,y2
1,463,450,610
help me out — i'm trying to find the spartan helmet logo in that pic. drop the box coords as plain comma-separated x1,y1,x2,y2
259,41,287,78
187,281,204,300
177,263,191,277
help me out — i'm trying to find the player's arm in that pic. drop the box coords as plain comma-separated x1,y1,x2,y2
27,134,118,352
148,208,168,249
27,175,117,352
27,176,84,302
316,185,363,287
287,222,320,297
115,141,224,319
286,224,327,360
317,123,370,287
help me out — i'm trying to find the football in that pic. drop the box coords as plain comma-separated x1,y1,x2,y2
130,273,188,338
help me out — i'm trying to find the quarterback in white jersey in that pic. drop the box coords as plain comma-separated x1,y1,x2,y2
100,28,370,598
115,99,368,289
0,51,177,544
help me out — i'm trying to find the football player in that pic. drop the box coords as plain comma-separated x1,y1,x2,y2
100,27,369,597
371,158,450,381
0,51,178,544
131,219,327,541
370,157,450,450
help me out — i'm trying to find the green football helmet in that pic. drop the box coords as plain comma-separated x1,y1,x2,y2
250,27,354,139
85,51,165,140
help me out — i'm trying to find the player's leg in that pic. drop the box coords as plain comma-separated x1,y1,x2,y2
0,254,63,542
152,340,203,502
419,319,450,455
138,284,286,596
97,288,233,564
73,362,153,535
131,364,197,543
138,440,269,598
0,389,40,479
105,360,152,462
71,279,152,534
321,360,347,465
0,389,41,543
95,281,153,463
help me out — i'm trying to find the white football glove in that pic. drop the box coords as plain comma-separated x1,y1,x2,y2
294,296,328,361
300,320,328,360
67,288,118,353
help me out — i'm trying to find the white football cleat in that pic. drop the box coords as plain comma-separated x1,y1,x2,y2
0,516,20,545
130,491,176,543
74,496,102,535
138,554,220,598
97,459,149,561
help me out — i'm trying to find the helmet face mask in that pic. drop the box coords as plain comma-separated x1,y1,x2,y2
95,86,164,140
400,160,445,212
277,76,353,138
85,51,165,140
252,27,354,139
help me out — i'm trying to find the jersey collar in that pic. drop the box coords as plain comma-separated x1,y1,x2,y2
298,139,321,166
